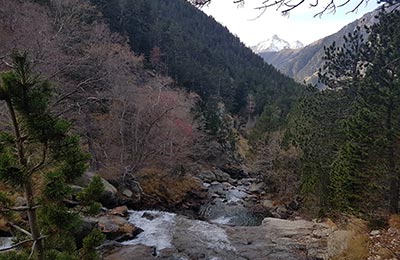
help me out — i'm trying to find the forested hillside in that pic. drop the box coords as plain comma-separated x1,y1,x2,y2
1,0,400,259
91,0,303,129
287,8,400,216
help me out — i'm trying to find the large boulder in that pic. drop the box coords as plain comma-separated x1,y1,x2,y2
74,172,118,208
92,215,143,242
213,169,231,182
110,206,129,217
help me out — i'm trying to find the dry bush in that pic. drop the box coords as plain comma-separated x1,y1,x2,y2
0,1,203,211
249,130,301,198
96,84,200,179
136,168,202,207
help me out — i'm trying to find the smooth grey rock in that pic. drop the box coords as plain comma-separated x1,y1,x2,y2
121,188,133,198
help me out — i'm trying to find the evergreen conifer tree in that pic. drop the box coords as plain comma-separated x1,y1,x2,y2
0,52,104,259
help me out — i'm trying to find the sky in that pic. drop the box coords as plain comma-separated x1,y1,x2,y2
200,0,380,47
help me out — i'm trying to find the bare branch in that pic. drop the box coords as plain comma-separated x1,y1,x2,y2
1,205,41,213
8,222,32,237
193,0,382,16
0,236,45,252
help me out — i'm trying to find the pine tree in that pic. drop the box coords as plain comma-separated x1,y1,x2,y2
287,87,349,213
321,9,400,213
0,52,104,259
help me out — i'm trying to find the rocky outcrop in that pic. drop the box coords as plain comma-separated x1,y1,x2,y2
94,215,143,242
104,211,341,260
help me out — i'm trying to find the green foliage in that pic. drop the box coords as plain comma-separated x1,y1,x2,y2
91,0,303,134
77,176,104,215
287,89,349,211
291,9,400,215
0,252,29,260
249,104,284,145
38,204,81,233
0,191,14,219
45,250,79,260
79,229,106,260
0,52,104,258
43,171,72,201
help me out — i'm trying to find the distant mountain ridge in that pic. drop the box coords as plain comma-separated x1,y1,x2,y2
251,35,304,53
258,9,380,87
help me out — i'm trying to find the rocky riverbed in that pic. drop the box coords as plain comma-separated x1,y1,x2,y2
2,167,397,259
102,168,336,260
103,210,336,260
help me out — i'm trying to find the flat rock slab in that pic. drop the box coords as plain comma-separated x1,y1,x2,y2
104,212,334,260
104,245,157,260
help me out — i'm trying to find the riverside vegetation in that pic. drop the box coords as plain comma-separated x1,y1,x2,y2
0,0,399,259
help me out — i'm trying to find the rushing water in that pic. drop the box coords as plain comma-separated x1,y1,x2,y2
200,199,264,226
199,181,264,226
122,210,236,255
122,210,176,252
0,237,13,251
121,179,265,257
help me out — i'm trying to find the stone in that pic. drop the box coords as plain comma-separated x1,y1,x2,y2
327,230,354,258
275,205,291,219
142,212,156,220
248,182,265,193
110,206,129,217
370,230,380,236
219,165,248,179
197,170,216,182
262,199,274,209
213,169,230,182
288,199,301,211
121,189,133,198
94,215,143,242
104,245,157,260
74,172,118,208
69,184,84,195
75,218,98,248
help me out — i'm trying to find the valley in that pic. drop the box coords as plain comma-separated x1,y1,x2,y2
0,0,400,260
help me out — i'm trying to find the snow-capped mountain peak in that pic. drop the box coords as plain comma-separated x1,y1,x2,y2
291,40,304,50
251,35,303,53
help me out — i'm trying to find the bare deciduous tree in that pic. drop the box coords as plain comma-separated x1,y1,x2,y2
191,0,396,17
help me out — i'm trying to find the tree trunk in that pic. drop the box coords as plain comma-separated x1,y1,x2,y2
6,100,44,259
24,178,44,260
